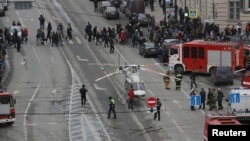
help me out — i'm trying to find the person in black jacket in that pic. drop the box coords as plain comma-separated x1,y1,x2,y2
199,88,206,109
80,85,88,106
190,71,197,89
154,98,162,121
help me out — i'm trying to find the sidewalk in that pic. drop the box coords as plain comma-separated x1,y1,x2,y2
145,2,165,23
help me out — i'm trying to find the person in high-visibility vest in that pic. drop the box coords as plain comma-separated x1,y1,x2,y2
175,72,182,90
108,96,116,119
163,71,171,89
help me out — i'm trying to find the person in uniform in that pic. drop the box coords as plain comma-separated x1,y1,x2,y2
80,85,88,106
175,72,182,90
154,98,162,121
128,86,135,109
108,96,116,119
199,88,206,109
163,70,170,89
217,88,224,110
207,88,213,110
209,88,217,111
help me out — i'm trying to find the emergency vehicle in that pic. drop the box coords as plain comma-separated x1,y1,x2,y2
125,73,146,97
228,87,250,119
241,71,250,88
203,113,241,141
168,40,245,74
0,88,16,125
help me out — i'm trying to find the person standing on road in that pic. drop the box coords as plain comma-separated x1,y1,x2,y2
109,38,115,53
128,86,135,109
39,15,45,29
190,71,197,89
217,88,224,110
190,89,196,111
94,0,98,12
175,72,182,90
199,88,206,109
108,96,116,119
207,88,213,110
80,84,88,106
154,98,162,121
163,71,170,89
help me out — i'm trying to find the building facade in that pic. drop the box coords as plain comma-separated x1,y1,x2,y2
176,0,250,33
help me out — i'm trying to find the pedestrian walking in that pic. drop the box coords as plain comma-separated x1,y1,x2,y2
190,71,197,89
94,0,98,12
128,86,134,109
109,38,114,53
190,89,196,111
108,96,116,119
199,88,206,109
154,98,162,121
217,88,224,110
66,23,72,40
80,84,88,106
16,36,21,52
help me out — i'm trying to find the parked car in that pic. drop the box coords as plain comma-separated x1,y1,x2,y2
0,0,7,11
210,66,234,85
119,1,127,13
110,0,121,7
103,6,119,19
0,3,5,16
9,26,22,37
137,13,150,26
98,1,112,13
139,42,159,57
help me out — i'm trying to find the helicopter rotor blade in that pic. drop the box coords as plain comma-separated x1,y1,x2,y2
140,63,168,67
88,63,118,66
95,70,121,82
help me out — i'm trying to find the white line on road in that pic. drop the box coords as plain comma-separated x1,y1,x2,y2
172,119,184,133
13,90,20,95
20,57,26,65
47,122,57,125
173,99,182,109
75,37,82,44
93,83,107,91
23,83,41,141
25,123,38,126
76,55,89,61
68,39,74,44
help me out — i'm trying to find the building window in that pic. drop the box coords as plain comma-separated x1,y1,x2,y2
183,47,189,58
191,47,197,59
229,1,240,20
198,47,204,59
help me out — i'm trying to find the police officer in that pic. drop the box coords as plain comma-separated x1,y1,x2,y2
199,88,206,109
163,71,170,89
154,98,162,121
108,96,116,119
217,88,224,110
109,38,114,54
207,88,213,110
80,85,88,106
175,72,182,90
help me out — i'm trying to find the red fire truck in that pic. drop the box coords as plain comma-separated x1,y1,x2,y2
168,40,246,74
0,89,16,125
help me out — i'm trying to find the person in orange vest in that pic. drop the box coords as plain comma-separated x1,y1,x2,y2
163,70,170,89
128,86,135,109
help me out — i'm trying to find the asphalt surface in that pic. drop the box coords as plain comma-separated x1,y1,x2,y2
0,0,244,141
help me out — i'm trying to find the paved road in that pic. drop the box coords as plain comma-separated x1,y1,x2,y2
0,0,243,141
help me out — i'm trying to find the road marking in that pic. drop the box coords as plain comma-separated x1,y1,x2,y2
20,57,26,65
25,123,38,126
93,83,107,91
52,16,59,20
13,90,20,95
68,39,74,44
23,83,41,141
173,99,182,109
76,55,89,61
48,122,57,125
75,37,82,44
172,119,184,133
52,88,57,94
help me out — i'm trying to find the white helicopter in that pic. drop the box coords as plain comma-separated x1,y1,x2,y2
93,62,173,97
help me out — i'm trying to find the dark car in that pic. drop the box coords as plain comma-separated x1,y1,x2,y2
130,13,150,26
139,42,159,57
98,1,112,13
110,0,121,7
0,3,5,16
0,0,7,11
211,66,234,85
103,7,119,19
119,1,127,13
